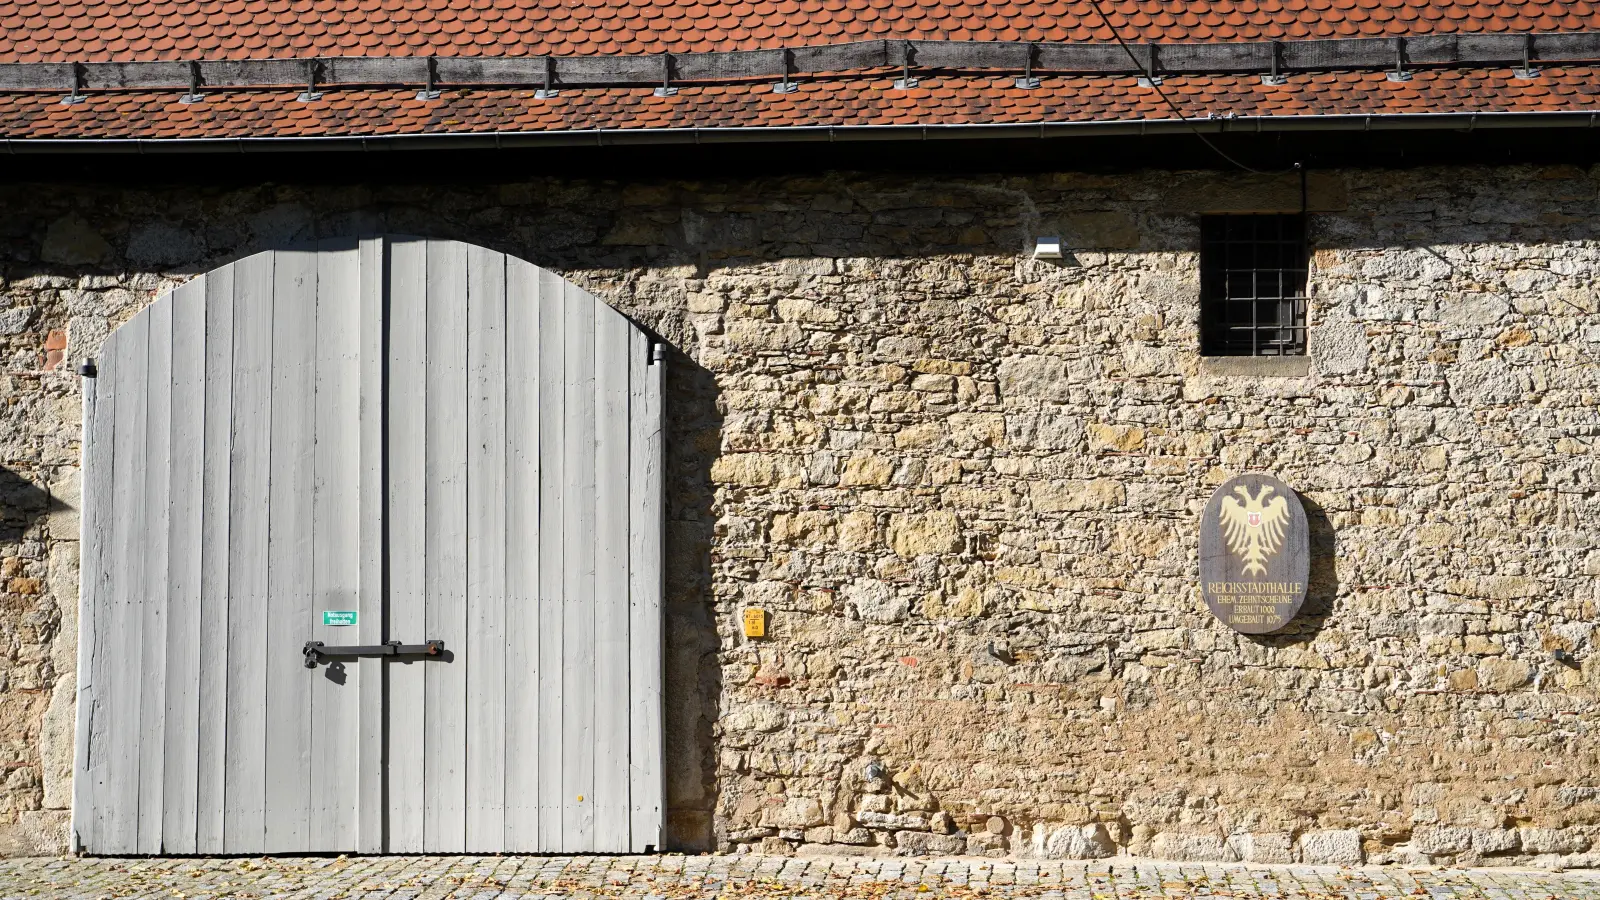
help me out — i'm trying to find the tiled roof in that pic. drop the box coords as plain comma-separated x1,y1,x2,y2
2,68,1596,142
1,0,1598,63
2,1,1600,142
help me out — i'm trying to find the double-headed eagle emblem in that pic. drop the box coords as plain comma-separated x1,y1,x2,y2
1219,484,1290,576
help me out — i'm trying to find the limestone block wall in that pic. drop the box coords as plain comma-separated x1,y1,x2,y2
0,164,1595,864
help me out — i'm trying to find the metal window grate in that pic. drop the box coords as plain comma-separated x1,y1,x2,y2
1200,214,1309,357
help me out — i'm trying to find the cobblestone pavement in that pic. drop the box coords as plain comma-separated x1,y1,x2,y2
2,855,1599,900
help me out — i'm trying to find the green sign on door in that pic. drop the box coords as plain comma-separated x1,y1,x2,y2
323,610,357,627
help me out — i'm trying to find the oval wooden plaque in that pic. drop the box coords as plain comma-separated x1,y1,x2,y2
1199,473,1310,634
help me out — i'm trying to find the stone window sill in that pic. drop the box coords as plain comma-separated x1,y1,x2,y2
1199,355,1312,377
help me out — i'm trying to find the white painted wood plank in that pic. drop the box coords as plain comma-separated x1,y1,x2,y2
196,263,234,854
561,279,598,853
385,237,428,853
535,267,566,851
72,321,118,854
502,258,542,851
464,244,507,853
161,277,206,854
311,239,361,851
264,247,318,852
355,236,385,854
592,302,632,852
423,239,468,853
105,312,148,855
629,330,665,851
137,297,172,855
223,250,274,854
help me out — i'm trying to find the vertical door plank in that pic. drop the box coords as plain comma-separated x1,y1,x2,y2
355,237,385,854
105,313,148,855
385,238,428,853
629,330,665,851
561,280,598,852
464,245,507,852
535,267,566,850
73,321,119,853
197,264,235,854
423,239,468,852
224,251,274,854
264,247,318,852
138,298,172,855
311,240,361,851
162,278,206,854
502,258,542,851
592,303,632,851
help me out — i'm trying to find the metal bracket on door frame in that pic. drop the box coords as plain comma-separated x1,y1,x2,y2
302,639,446,668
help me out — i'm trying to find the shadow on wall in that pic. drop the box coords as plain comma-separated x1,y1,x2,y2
1249,494,1339,648
659,348,725,852
0,466,61,546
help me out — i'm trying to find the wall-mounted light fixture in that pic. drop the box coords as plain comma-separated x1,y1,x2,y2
1032,237,1064,260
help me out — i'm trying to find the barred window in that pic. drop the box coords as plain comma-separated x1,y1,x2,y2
1200,214,1309,356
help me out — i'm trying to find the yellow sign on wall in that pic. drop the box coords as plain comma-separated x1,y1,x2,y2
742,608,766,638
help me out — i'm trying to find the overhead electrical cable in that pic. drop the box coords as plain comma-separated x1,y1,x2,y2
1078,0,1270,173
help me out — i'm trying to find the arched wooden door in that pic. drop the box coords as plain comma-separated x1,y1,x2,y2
72,237,664,855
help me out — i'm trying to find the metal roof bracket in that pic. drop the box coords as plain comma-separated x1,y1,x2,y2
535,57,558,100
297,59,324,101
1015,43,1040,89
774,49,798,93
1262,41,1287,86
654,54,678,96
416,57,441,101
1387,37,1412,81
180,60,204,103
1514,34,1541,79
1136,43,1162,87
61,63,84,105
893,41,919,89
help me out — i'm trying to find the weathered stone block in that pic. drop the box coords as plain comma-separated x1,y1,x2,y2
857,811,928,830
711,454,781,486
840,453,895,487
1150,832,1239,862
997,355,1070,402
1230,831,1294,864
887,510,962,558
1053,211,1139,250
760,797,824,829
1298,829,1364,865
41,216,112,265
1472,828,1521,854
1031,823,1117,860
1521,828,1591,855
1029,479,1125,512
843,579,909,623
894,831,966,856
1087,423,1146,453
1414,825,1475,856
1478,658,1532,693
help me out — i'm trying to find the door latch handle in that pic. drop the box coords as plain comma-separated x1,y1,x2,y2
303,640,446,668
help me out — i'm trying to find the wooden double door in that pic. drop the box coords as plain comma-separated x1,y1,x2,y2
73,237,664,855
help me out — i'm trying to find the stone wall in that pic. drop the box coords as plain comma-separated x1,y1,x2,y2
0,163,1597,865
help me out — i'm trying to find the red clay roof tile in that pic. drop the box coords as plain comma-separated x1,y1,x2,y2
3,0,1600,63
1,67,1597,141
2,1,1599,138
